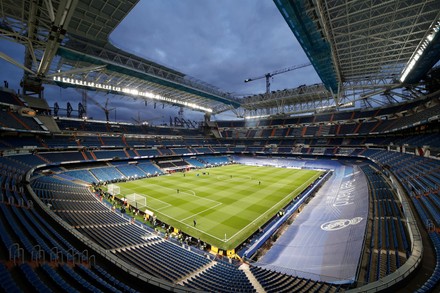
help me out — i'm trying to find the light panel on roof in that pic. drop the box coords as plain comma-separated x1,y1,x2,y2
52,76,213,113
400,20,440,83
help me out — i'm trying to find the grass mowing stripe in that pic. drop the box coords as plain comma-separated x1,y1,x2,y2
114,164,322,250
226,172,320,242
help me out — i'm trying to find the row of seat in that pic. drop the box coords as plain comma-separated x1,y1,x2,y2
184,262,255,293
0,161,141,292
219,114,440,138
4,134,438,154
76,224,160,250
19,261,135,293
249,265,340,293
360,165,410,283
363,151,440,292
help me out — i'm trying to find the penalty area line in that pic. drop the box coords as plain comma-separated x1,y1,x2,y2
116,185,172,211
181,202,223,223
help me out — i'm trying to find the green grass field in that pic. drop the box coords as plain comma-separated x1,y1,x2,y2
114,164,322,250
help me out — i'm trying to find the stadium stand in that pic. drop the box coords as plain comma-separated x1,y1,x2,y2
135,148,161,157
185,158,206,168
136,161,163,175
0,110,44,132
0,89,25,106
115,165,146,178
0,144,357,292
171,147,192,155
39,151,86,163
359,165,410,283
199,156,231,165
89,166,125,182
93,150,128,160
1,116,433,291
249,265,340,293
63,170,99,184
183,262,256,292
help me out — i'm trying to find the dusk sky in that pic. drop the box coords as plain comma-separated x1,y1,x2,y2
0,0,321,124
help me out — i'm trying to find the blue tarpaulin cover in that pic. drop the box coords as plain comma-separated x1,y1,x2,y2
259,162,368,284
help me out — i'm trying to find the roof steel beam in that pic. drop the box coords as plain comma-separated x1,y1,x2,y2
37,0,78,75
314,0,342,88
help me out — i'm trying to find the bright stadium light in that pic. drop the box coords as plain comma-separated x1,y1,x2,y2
244,114,270,119
52,76,213,113
400,19,440,83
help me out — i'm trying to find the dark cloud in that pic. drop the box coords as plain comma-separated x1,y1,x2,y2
0,1,321,123
111,0,320,96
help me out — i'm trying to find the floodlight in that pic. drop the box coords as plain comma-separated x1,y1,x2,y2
400,19,440,83
53,76,213,112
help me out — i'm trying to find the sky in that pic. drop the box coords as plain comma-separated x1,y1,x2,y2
0,0,321,124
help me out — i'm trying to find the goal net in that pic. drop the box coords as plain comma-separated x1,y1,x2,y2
126,193,147,209
107,184,120,195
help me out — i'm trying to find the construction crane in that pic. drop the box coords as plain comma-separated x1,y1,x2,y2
88,96,116,122
244,63,312,94
131,111,163,126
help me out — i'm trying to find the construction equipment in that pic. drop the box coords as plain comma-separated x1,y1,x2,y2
53,102,59,116
132,111,164,126
66,102,73,117
78,102,86,118
244,63,312,94
88,96,115,122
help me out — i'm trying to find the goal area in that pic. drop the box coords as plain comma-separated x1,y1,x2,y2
107,184,120,195
126,193,147,209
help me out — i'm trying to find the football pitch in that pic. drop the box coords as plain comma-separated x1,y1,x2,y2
114,164,322,250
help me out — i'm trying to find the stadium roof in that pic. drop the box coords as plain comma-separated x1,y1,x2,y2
0,0,439,117
238,0,440,117
0,0,240,114
276,0,440,86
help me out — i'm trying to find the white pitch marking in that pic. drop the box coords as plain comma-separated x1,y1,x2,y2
116,169,322,243
224,172,321,242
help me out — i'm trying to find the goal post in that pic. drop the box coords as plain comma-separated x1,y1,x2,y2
107,184,120,195
126,193,147,209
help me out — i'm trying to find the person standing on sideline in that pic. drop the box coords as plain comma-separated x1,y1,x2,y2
193,218,197,227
